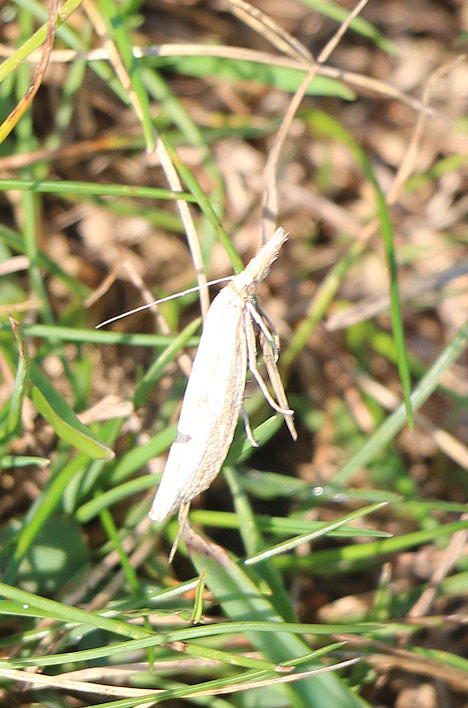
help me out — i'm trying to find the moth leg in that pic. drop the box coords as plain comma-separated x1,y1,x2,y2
247,303,297,441
168,501,190,564
244,310,293,416
242,402,259,447
246,300,279,361
260,331,297,441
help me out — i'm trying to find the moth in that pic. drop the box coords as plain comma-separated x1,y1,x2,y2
149,227,297,542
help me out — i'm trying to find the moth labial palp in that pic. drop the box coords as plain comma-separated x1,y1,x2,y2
149,227,297,551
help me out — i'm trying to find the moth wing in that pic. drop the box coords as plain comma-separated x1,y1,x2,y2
149,286,247,522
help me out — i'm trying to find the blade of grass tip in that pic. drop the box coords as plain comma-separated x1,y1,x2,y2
190,570,207,624
333,315,468,485
167,641,283,673
72,418,124,502
275,518,468,574
225,415,283,465
29,364,114,460
245,501,388,565
160,134,244,273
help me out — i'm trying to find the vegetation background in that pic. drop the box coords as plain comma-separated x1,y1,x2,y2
1,0,468,706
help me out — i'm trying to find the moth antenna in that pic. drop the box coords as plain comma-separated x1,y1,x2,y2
95,276,234,329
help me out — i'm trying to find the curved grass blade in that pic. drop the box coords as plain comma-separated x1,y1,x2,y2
75,472,158,523
30,364,113,460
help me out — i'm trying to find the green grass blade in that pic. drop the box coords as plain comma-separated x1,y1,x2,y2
97,0,155,150
0,319,29,441
153,56,354,100
0,581,150,639
3,453,90,582
7,323,198,348
275,518,468,573
0,455,49,469
29,364,114,460
297,0,398,54
133,316,201,408
333,316,468,484
190,510,392,538
75,473,157,522
107,424,176,486
246,501,388,565
188,536,368,708
224,465,298,624
0,0,84,83
308,110,413,425
160,135,244,272
0,178,195,201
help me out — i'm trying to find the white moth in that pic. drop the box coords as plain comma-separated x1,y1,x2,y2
149,227,296,540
